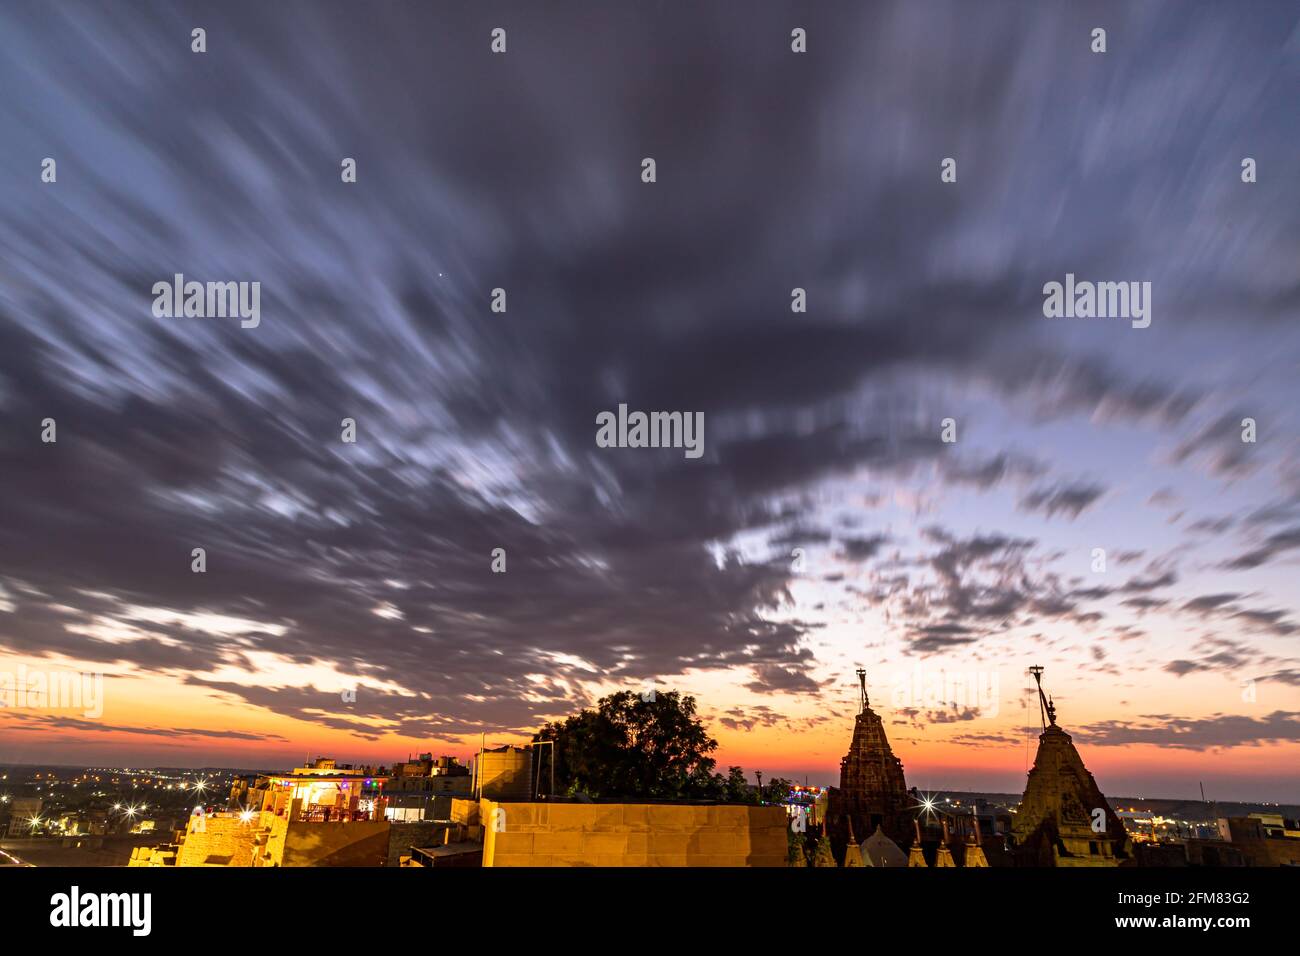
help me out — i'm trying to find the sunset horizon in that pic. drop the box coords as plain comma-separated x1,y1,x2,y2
4,654,1297,803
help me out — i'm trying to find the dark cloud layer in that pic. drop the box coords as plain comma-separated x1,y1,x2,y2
1,1,1298,746
1079,712,1300,750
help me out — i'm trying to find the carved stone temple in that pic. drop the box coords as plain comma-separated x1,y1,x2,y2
1011,666,1131,866
824,668,913,862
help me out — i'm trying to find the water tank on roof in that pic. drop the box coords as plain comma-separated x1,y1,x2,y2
475,747,533,800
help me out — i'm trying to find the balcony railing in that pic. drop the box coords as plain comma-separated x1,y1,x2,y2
294,807,377,823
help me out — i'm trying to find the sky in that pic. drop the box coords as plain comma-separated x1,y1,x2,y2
0,1,1297,802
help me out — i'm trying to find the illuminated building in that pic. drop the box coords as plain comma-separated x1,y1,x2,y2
228,757,389,823
388,753,470,785
4,797,43,837
132,757,393,867
385,753,473,822
1215,815,1300,867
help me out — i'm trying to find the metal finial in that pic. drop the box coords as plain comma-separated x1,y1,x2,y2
1028,665,1050,732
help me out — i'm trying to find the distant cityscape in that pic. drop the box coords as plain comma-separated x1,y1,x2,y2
4,669,1297,869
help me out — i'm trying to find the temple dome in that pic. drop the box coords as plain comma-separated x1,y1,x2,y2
860,824,907,867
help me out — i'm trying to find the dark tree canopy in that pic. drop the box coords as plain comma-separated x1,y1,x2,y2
764,777,794,804
534,690,724,800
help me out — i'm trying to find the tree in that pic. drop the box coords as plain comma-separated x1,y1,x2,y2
787,829,808,867
764,777,793,804
534,691,719,800
686,763,726,801
722,766,757,804
812,834,837,868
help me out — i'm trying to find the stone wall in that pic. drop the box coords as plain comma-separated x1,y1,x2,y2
174,817,259,867
450,798,481,827
127,842,178,867
479,801,787,867
385,821,450,866
280,819,391,867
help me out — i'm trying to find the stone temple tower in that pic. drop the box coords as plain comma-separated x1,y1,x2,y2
824,668,913,860
1012,666,1130,866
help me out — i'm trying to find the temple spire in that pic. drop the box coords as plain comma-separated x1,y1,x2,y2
1013,665,1128,866
907,818,927,867
827,664,911,855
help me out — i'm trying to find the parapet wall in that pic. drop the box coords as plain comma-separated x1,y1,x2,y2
281,819,391,867
480,801,787,867
174,817,258,867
